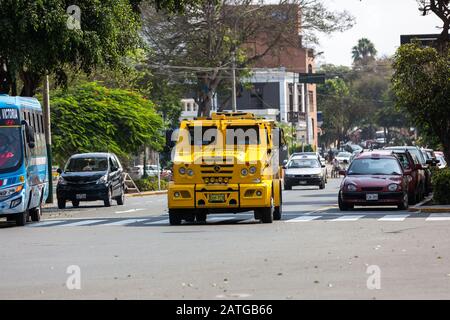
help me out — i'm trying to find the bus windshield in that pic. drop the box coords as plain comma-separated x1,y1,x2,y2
0,127,23,173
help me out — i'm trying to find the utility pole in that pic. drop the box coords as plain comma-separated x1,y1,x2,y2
43,75,53,203
231,51,237,112
157,152,161,191
304,83,310,147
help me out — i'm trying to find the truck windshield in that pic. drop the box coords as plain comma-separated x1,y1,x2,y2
188,126,218,146
65,157,108,172
226,125,261,145
0,127,23,174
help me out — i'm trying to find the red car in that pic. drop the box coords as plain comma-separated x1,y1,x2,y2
390,150,426,204
338,151,409,211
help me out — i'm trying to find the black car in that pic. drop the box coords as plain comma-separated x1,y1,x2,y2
56,153,125,209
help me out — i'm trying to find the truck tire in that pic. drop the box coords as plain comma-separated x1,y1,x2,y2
169,211,182,225
259,198,274,224
72,200,80,208
195,212,207,223
274,185,282,221
57,198,66,209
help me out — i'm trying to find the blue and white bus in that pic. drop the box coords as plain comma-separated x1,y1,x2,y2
0,95,48,226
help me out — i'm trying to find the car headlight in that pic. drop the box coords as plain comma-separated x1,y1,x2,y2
179,167,186,175
58,176,67,185
388,184,399,192
187,169,194,177
249,166,257,174
241,168,248,176
97,175,108,184
0,184,23,197
347,184,357,192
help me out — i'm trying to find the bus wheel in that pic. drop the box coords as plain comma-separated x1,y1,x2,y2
30,207,41,222
57,198,66,209
15,212,27,226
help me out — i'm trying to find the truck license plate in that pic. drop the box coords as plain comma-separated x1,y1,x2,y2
366,194,378,201
76,194,87,200
209,194,225,203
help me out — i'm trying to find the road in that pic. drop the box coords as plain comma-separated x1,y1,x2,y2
1,178,450,299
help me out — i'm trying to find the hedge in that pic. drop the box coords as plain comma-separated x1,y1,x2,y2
432,168,450,205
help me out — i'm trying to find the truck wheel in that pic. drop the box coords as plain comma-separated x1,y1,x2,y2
72,200,80,208
260,198,274,224
195,212,207,223
15,212,27,226
30,206,41,222
274,185,282,221
185,213,195,223
169,211,182,225
57,198,66,209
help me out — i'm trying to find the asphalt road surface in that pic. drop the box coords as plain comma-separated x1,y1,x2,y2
1,178,450,299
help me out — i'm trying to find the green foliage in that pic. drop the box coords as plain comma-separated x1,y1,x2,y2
352,38,377,66
50,82,164,165
0,0,142,96
432,168,450,205
392,44,450,161
135,176,168,192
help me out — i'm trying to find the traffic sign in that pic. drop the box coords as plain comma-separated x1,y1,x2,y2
298,73,326,84
400,34,450,46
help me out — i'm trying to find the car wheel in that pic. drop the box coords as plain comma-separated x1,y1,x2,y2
57,198,66,209
30,206,41,222
398,194,409,210
15,212,27,226
169,210,182,225
104,188,112,207
338,192,350,211
72,200,80,208
116,187,125,206
284,183,292,191
319,180,326,190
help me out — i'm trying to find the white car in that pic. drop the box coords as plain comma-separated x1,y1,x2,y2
336,152,352,164
129,164,160,179
436,155,447,169
283,155,327,190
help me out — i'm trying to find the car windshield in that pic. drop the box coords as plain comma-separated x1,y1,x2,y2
0,127,23,173
288,159,320,168
347,158,403,176
65,157,108,172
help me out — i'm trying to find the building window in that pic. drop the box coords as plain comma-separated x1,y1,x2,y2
288,84,294,112
308,91,314,112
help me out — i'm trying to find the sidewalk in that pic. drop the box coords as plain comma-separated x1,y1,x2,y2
126,190,168,197
408,195,450,213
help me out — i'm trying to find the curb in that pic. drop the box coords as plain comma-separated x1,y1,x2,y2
408,195,450,213
126,190,168,197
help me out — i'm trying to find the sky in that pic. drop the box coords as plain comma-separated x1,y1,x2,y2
316,0,443,66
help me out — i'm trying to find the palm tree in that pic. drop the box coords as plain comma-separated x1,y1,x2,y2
352,38,377,65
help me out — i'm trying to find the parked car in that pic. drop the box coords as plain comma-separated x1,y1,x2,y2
336,152,352,164
338,151,409,210
436,155,447,169
284,155,327,190
390,149,426,204
129,164,161,180
385,146,432,195
56,153,125,209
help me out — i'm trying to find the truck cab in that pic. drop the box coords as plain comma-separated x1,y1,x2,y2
168,112,287,225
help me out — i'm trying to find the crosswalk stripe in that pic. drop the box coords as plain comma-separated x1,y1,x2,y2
28,220,64,227
59,219,106,227
332,215,364,222
102,219,148,226
144,219,169,225
285,216,321,222
378,214,410,221
426,214,450,221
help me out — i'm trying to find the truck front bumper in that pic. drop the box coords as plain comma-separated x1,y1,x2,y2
168,182,272,209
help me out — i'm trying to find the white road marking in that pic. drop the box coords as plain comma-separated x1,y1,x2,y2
115,208,145,214
102,219,148,226
332,215,365,222
378,214,410,221
207,217,236,223
285,216,321,222
59,219,106,227
28,220,64,227
426,214,450,221
145,219,169,225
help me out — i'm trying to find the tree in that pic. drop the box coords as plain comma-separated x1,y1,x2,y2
141,0,354,117
0,0,142,97
392,43,450,161
352,38,377,67
417,0,450,52
50,82,164,165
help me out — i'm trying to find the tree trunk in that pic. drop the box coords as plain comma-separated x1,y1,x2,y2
19,71,42,97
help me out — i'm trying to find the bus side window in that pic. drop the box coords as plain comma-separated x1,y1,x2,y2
40,115,44,134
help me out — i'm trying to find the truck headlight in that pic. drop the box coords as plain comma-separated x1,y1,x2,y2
97,175,108,184
0,184,23,198
187,169,194,176
179,167,186,175
249,166,257,174
388,184,399,192
241,168,248,176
